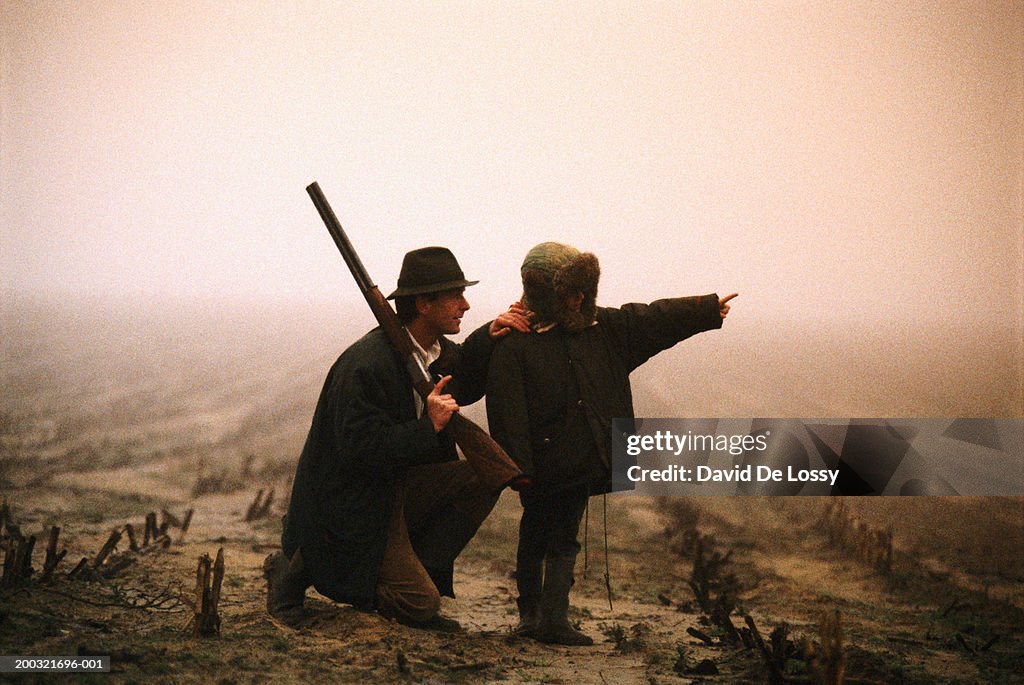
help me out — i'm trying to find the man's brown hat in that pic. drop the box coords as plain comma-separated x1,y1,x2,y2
386,246,479,299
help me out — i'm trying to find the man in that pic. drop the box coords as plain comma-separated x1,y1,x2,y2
486,242,736,645
266,246,529,630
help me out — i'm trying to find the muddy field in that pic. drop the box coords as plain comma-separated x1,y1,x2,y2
2,298,1022,684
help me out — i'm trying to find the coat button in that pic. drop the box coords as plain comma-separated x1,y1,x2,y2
542,437,551,444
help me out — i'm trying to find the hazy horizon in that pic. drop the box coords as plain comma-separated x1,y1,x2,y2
4,291,1020,420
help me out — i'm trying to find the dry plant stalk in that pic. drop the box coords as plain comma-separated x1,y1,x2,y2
93,529,122,569
1,536,18,586
62,512,184,583
820,500,893,573
817,609,845,685
16,534,36,582
769,623,790,676
144,512,158,546
686,533,744,645
688,534,734,613
66,528,137,581
68,557,89,580
125,523,139,551
244,488,275,522
2,531,36,587
133,511,179,552
161,508,182,529
178,508,194,543
40,526,67,582
191,548,225,637
745,615,786,684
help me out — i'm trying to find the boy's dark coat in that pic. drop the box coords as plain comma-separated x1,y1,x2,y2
486,296,723,495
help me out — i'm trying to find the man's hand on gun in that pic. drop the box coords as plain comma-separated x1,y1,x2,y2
427,375,459,432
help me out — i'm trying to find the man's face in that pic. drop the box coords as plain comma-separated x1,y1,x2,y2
418,288,470,337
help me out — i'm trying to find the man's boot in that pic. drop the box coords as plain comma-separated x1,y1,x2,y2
514,561,543,637
534,556,593,646
263,549,309,621
387,611,464,633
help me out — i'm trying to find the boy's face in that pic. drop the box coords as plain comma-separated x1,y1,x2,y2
418,288,470,336
565,292,584,313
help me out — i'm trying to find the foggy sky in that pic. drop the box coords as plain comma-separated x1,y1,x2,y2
2,2,1022,412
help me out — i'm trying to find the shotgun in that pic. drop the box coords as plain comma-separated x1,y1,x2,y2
306,181,522,492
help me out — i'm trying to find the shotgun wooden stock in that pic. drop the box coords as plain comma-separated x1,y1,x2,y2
305,181,522,492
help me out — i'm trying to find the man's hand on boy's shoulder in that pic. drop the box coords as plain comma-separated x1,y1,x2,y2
489,301,533,339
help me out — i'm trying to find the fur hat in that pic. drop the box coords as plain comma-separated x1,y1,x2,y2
520,242,600,332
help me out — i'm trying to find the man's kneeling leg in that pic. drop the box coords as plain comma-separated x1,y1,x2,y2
376,490,462,632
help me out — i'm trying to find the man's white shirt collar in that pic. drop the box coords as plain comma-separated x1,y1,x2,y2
406,328,441,417
407,328,442,368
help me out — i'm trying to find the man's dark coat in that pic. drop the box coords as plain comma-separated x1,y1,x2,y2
282,324,494,608
486,296,723,495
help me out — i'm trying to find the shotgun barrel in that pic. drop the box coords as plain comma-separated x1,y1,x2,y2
307,181,373,294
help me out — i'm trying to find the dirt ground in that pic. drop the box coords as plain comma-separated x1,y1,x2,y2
2,301,1023,683
2,475,1022,684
